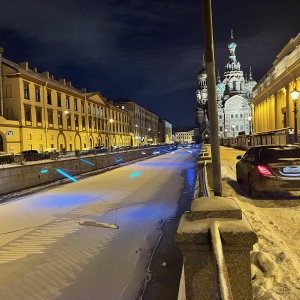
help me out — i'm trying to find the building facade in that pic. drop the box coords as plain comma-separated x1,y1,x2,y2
251,33,300,140
114,100,159,146
195,30,256,140
158,119,172,143
0,50,131,154
173,126,194,144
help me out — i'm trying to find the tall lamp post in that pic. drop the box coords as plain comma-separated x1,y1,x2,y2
232,124,235,137
291,87,299,143
247,115,252,135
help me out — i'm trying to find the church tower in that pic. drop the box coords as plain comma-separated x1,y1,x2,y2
222,29,245,98
194,55,209,143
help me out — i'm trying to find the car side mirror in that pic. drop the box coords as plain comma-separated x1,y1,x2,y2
236,155,242,159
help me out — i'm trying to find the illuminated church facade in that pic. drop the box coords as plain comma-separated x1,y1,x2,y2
194,30,257,142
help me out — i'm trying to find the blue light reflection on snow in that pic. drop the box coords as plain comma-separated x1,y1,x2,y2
115,158,123,163
41,168,48,174
80,158,95,166
56,168,78,182
130,171,141,178
152,150,161,155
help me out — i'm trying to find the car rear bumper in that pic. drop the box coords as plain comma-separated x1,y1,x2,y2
254,175,300,192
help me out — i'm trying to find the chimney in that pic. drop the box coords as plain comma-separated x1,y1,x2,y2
50,75,54,80
42,71,50,79
33,68,38,73
59,79,66,86
19,62,29,71
80,88,87,93
66,81,72,87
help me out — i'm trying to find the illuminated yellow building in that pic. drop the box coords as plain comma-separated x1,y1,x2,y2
0,49,131,153
251,33,300,142
114,100,159,146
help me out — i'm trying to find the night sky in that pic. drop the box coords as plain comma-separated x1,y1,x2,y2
0,0,299,126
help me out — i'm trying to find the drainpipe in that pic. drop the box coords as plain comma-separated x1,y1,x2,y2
0,47,4,116
43,82,48,148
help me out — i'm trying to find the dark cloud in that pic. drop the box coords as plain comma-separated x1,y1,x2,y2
0,0,299,125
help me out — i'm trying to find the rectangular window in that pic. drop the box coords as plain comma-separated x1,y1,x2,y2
67,114,71,127
75,115,79,127
66,96,70,109
81,102,84,113
88,104,91,114
48,110,53,124
36,109,42,123
35,87,40,102
58,112,62,126
231,114,234,119
47,90,52,105
74,98,77,111
82,117,86,128
5,85,12,98
25,106,31,121
93,106,96,116
57,93,61,107
24,83,30,99
88,118,92,129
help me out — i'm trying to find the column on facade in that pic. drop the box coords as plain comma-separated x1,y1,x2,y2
274,92,278,129
286,84,291,128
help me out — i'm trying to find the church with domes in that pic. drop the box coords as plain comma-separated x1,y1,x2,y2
194,30,257,142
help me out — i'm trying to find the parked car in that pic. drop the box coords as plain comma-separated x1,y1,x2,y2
0,152,14,164
94,146,108,154
236,144,300,197
41,148,59,159
79,147,94,155
18,150,41,161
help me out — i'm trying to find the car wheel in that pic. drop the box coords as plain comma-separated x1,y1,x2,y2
236,168,243,184
248,175,259,198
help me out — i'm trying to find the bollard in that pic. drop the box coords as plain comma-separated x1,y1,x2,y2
176,196,258,300
18,154,24,165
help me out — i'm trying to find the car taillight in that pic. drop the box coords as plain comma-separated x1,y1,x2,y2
257,165,272,176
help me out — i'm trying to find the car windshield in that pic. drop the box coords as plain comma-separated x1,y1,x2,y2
259,147,300,161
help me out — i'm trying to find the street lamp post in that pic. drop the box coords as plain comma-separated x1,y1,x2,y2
232,124,235,137
247,115,252,135
291,87,299,143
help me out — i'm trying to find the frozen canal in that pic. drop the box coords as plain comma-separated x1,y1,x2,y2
0,147,198,300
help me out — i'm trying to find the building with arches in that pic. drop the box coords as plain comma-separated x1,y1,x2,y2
0,49,131,154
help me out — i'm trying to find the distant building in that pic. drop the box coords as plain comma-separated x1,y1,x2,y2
159,119,172,143
173,126,194,144
194,30,257,141
114,99,159,146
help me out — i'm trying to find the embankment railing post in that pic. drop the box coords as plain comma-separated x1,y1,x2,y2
176,196,258,300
